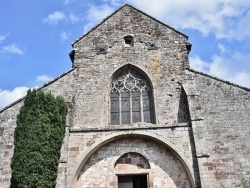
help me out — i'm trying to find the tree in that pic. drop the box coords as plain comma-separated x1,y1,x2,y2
11,89,67,188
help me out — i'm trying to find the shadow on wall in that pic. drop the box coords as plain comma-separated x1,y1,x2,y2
75,137,193,188
178,87,202,187
177,87,191,124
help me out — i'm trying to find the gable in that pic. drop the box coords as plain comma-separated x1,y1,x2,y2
70,4,191,72
72,4,188,46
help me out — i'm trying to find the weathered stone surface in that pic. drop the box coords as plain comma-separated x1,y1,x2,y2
76,138,192,188
0,102,23,188
183,69,250,187
0,4,249,188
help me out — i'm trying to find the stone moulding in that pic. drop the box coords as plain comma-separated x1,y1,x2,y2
68,131,195,188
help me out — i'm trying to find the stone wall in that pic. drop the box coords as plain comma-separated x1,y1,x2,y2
0,69,75,188
67,5,197,187
0,102,23,188
66,128,197,187
74,137,192,188
1,4,250,188
71,5,190,129
184,69,250,187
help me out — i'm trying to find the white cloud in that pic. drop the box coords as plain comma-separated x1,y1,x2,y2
83,4,115,33
233,72,250,87
80,0,250,39
63,0,71,4
123,0,250,39
60,31,70,42
0,32,10,42
44,11,66,24
0,44,25,55
188,56,210,73
44,11,79,24
35,75,53,83
231,9,250,40
190,52,250,88
63,0,76,5
218,43,225,53
69,13,79,23
0,87,29,109
102,0,122,6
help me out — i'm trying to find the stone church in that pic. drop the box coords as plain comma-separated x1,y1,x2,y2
1,4,250,188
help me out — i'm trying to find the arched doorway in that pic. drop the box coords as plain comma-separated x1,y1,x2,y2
73,136,194,188
115,152,150,188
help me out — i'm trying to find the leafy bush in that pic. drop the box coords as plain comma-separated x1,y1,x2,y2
238,173,250,188
11,89,67,188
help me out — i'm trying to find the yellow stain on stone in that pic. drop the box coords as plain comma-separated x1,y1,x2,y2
150,51,161,83
177,52,181,60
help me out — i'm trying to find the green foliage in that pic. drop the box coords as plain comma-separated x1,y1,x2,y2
220,174,250,188
11,89,67,188
238,173,250,188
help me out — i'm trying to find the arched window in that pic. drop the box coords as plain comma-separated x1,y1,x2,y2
110,66,154,125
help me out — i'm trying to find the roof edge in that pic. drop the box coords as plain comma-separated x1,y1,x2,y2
71,4,127,46
72,3,188,46
187,68,250,92
125,4,188,38
0,68,75,113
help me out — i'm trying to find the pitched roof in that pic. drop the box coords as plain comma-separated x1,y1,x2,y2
187,68,250,92
72,3,188,46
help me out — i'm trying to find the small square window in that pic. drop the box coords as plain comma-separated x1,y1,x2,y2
125,38,132,44
124,36,134,47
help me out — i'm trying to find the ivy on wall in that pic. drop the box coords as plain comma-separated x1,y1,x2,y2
10,89,67,188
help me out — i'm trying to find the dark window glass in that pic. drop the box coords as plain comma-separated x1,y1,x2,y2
132,92,141,123
110,67,154,125
142,91,151,123
111,93,119,125
121,92,130,124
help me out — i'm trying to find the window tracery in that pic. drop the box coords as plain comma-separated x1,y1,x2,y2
110,67,154,125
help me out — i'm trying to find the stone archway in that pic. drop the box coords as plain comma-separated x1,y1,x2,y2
73,137,194,188
115,152,150,188
114,152,151,171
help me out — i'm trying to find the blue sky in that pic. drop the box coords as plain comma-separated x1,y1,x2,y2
1,0,250,109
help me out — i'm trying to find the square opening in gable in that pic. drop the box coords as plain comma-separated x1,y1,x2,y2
124,36,134,47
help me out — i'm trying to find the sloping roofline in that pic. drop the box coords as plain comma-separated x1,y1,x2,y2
2,67,249,113
2,5,249,113
0,68,75,113
187,68,250,92
71,3,188,46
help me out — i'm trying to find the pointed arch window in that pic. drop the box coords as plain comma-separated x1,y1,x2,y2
110,66,154,125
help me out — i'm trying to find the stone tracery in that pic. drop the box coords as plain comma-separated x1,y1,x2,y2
110,67,153,125
110,69,149,93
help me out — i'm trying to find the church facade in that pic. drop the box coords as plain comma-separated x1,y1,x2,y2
1,4,250,188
